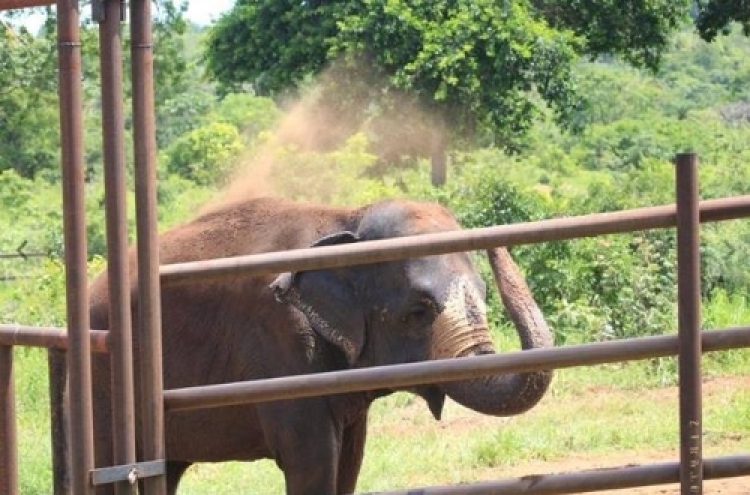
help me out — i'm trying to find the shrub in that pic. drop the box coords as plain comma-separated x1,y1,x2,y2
166,122,243,186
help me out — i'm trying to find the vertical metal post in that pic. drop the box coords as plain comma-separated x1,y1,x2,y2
99,0,137,494
130,0,167,493
57,0,95,493
675,152,703,494
48,348,69,495
0,345,18,495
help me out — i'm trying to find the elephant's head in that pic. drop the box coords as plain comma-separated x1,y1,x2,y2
270,200,553,419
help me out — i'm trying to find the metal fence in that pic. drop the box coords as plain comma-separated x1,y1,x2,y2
1,1,750,495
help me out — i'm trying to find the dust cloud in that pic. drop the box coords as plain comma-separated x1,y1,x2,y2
201,61,446,212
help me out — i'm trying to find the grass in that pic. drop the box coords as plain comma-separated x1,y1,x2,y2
13,348,53,494
7,294,750,494
12,351,747,494
175,369,750,494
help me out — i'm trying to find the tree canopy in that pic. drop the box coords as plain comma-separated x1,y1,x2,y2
695,0,750,40
204,0,694,154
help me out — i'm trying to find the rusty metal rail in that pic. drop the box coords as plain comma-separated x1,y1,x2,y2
56,1,95,492
160,194,750,284
367,454,750,494
163,325,750,411
98,2,138,491
675,153,703,491
0,345,17,495
130,0,168,492
0,0,54,9
0,325,109,352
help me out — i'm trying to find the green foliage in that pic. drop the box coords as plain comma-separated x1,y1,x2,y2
0,169,33,209
203,1,701,157
0,3,191,180
2,259,67,326
14,347,53,495
204,1,339,95
333,0,581,147
537,0,689,70
156,88,216,149
165,122,243,186
0,172,62,259
207,93,282,141
0,22,59,178
695,0,750,41
156,173,214,227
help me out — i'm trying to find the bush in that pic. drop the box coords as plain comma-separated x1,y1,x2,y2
165,122,243,186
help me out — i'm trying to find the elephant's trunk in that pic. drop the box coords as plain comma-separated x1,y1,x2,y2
435,247,553,416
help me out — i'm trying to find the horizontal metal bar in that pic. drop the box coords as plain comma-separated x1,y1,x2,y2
364,454,750,494
160,195,750,285
90,459,165,486
0,324,109,353
0,0,54,10
163,325,750,412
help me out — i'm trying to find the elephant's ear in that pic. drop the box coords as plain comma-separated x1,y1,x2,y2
270,231,365,366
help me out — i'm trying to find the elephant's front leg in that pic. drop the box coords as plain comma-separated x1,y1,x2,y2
260,398,344,495
337,413,368,494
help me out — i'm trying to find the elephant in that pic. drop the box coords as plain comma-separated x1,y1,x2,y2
52,196,553,495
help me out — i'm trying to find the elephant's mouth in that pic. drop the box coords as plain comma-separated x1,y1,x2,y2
412,385,446,420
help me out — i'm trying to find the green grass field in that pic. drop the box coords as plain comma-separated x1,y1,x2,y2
11,331,749,494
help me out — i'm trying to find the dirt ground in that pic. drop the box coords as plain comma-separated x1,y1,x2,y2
489,376,750,494
376,375,749,494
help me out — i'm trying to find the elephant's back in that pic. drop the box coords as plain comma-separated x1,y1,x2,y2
159,196,354,264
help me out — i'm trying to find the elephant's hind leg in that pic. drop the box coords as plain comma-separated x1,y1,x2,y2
166,461,191,495
134,461,189,495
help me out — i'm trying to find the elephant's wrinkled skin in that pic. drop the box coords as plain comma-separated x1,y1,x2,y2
56,197,554,495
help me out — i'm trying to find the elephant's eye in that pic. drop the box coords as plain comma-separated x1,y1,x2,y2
402,300,436,326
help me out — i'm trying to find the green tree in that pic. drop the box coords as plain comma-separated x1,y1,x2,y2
204,0,692,183
530,0,689,70
0,2,191,179
0,22,59,178
205,1,580,153
695,0,750,40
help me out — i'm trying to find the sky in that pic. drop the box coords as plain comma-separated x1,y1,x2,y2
184,0,233,25
8,1,234,31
